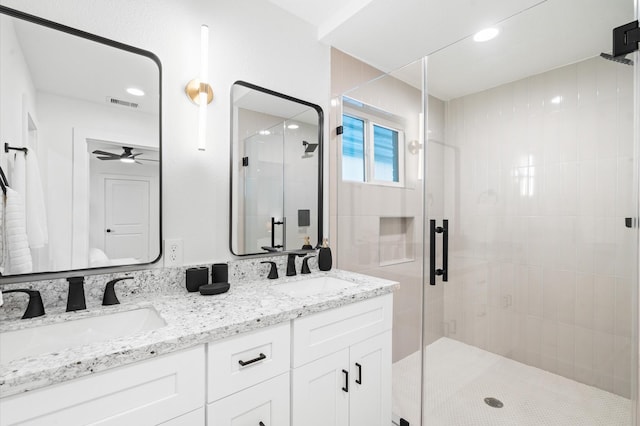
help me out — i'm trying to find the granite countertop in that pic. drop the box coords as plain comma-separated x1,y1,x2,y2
0,269,397,398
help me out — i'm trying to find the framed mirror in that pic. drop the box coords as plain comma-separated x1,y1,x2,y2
230,81,323,256
0,6,161,277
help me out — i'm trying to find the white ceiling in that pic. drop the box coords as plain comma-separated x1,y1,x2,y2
12,18,160,114
269,0,635,100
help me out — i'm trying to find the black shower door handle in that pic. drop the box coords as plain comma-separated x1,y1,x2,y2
429,219,448,285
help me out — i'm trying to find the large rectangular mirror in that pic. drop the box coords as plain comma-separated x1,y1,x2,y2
0,6,161,277
230,81,323,256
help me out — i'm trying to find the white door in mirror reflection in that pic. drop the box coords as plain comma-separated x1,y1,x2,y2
104,178,150,262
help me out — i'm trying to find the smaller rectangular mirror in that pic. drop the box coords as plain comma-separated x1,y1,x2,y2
230,81,323,256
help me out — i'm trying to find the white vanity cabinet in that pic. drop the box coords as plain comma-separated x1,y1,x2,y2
0,345,205,426
0,290,393,426
291,294,393,426
206,322,290,426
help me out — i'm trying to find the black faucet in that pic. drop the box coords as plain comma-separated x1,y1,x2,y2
102,277,134,305
2,289,45,319
301,255,315,274
66,276,86,312
286,253,298,276
287,252,304,277
260,261,279,279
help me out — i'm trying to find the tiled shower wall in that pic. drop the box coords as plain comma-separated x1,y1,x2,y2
440,56,635,397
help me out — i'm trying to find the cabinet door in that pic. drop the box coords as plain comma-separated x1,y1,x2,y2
292,348,349,426
349,331,391,426
0,346,204,426
207,372,289,426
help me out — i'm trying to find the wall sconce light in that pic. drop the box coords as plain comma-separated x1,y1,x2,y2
185,24,213,151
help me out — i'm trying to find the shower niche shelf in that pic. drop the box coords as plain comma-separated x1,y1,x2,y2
379,217,414,266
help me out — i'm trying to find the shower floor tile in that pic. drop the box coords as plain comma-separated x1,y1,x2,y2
394,337,632,425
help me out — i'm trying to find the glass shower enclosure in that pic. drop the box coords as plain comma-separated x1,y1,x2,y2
332,0,639,424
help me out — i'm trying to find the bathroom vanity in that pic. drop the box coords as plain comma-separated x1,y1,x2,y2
0,270,396,426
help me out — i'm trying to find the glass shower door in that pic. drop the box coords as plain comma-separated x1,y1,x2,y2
334,55,426,426
423,0,638,424
242,123,284,253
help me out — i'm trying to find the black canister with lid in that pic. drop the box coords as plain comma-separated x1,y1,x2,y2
318,238,332,271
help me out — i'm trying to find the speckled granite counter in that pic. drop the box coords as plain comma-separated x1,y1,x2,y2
0,269,397,398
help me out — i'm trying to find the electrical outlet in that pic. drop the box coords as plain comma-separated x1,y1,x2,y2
164,239,183,267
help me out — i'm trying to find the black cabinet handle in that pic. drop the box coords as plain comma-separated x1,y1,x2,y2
342,369,349,392
429,219,449,285
259,422,266,426
238,353,266,367
355,362,362,385
106,229,112,233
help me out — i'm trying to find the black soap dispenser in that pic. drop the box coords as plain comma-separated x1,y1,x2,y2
318,238,332,271
302,236,313,250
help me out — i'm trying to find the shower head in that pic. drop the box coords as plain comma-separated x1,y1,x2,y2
303,141,318,153
600,52,634,66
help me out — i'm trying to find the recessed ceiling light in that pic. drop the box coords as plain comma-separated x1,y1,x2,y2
287,124,299,129
550,95,563,105
126,87,145,97
473,27,499,42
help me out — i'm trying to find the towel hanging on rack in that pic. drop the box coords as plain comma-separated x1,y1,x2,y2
0,165,8,195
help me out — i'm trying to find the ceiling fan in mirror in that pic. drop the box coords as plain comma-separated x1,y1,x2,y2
92,146,158,164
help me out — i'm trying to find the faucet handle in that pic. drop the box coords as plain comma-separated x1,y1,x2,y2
260,261,278,279
102,277,134,306
2,289,45,319
301,256,316,274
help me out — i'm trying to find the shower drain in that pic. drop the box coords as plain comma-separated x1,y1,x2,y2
484,397,504,408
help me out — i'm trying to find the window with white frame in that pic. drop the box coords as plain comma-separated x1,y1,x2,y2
341,97,405,186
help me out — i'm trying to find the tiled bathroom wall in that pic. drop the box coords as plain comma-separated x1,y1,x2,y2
439,56,635,397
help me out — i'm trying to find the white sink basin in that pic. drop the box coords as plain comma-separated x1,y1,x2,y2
274,276,356,297
0,307,166,364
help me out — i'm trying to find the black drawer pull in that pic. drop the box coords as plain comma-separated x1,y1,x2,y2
355,362,362,384
238,353,266,367
342,369,349,392
259,422,266,426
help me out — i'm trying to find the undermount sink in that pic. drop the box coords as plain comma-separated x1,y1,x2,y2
274,276,356,297
0,307,166,364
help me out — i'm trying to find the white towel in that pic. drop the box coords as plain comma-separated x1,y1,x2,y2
0,192,4,275
25,150,48,248
4,187,32,274
12,150,48,248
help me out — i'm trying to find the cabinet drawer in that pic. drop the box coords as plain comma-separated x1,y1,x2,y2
292,294,392,367
207,372,290,426
0,345,205,426
208,322,290,402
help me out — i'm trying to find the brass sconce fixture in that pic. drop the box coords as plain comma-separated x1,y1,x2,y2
185,24,213,151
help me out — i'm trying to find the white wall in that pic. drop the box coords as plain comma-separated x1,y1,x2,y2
0,0,331,266
0,15,37,156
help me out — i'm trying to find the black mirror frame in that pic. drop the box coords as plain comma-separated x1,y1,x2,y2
0,5,163,282
229,80,323,257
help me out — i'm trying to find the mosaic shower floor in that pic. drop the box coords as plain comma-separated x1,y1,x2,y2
393,337,632,425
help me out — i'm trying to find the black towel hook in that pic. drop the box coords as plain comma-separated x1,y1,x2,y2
4,142,28,155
